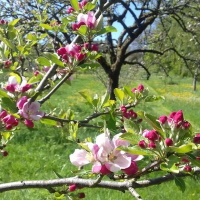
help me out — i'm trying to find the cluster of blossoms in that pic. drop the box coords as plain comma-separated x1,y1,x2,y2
70,130,143,175
57,42,98,64
120,106,137,120
0,109,18,130
137,110,191,150
67,0,88,14
17,96,45,128
4,76,31,95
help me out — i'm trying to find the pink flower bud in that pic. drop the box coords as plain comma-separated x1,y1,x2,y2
145,130,159,142
193,134,200,144
137,84,144,92
122,161,138,175
57,47,67,56
21,84,31,93
184,165,192,172
159,115,168,124
84,43,89,49
76,53,86,61
91,44,98,51
24,119,34,128
66,7,75,14
131,88,137,93
0,110,7,118
173,110,184,123
100,165,111,175
3,114,16,125
182,121,190,129
120,105,127,113
196,157,200,160
148,142,156,149
17,96,28,109
138,140,147,149
34,71,39,76
72,23,79,31
1,150,8,157
69,184,77,192
5,124,13,130
78,193,85,199
79,0,88,9
5,84,16,93
181,158,189,163
165,138,173,146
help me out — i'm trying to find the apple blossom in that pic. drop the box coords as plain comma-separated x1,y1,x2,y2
18,100,44,121
193,134,200,144
70,131,135,174
77,11,96,29
165,138,173,146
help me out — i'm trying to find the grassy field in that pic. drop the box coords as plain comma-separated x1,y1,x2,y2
0,73,200,199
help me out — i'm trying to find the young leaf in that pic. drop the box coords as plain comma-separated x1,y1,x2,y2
120,132,145,145
118,146,151,156
37,57,51,66
40,118,57,126
114,88,124,103
123,118,140,134
170,143,194,153
70,0,79,11
1,97,18,113
44,53,64,67
79,90,93,106
39,23,53,30
160,162,179,173
8,19,20,26
78,25,87,35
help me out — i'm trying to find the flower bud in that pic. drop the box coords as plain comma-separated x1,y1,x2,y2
148,142,156,149
1,150,8,157
165,138,173,146
193,134,200,144
100,165,111,175
122,161,138,175
184,165,192,172
158,115,168,124
78,193,85,199
69,184,77,192
0,110,7,118
138,140,147,149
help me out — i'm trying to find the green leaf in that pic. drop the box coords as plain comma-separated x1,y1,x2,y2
170,143,194,153
84,2,96,11
186,153,200,167
0,36,16,50
114,88,124,103
138,111,165,137
123,86,135,98
100,92,110,108
37,57,51,66
44,53,64,67
120,132,145,145
0,90,9,98
65,109,74,120
79,90,93,106
39,23,52,30
96,26,117,35
118,146,151,156
28,74,43,84
1,97,18,113
160,163,179,173
123,118,141,134
174,177,186,193
144,95,165,102
8,19,20,26
78,25,87,35
70,0,79,11
40,118,57,126
53,170,64,178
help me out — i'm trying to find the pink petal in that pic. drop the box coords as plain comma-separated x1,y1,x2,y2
70,149,90,167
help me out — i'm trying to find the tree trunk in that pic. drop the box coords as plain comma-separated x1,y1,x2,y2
107,71,120,100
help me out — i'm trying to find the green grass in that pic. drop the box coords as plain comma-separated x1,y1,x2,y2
1,74,200,199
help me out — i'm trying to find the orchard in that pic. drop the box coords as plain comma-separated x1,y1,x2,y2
0,0,200,199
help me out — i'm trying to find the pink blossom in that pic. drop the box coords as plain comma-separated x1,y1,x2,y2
148,142,156,149
1,150,8,157
17,96,28,109
77,11,96,29
137,84,144,92
69,184,77,192
91,44,98,51
78,193,85,199
70,131,133,173
0,110,7,118
19,101,44,121
33,71,39,76
184,165,192,172
144,130,160,142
